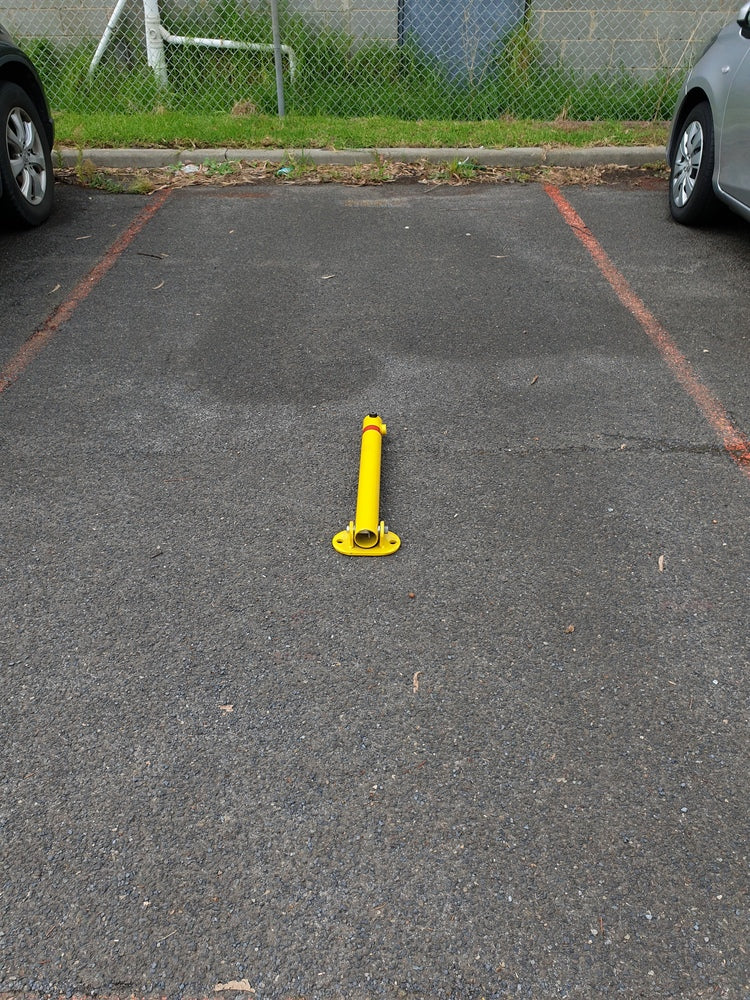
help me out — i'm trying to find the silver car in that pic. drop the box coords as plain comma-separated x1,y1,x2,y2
668,2,750,225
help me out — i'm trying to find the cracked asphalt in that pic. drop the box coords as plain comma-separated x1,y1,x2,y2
1,177,748,999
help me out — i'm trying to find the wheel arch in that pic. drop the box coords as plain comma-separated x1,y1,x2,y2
667,88,713,165
0,56,54,147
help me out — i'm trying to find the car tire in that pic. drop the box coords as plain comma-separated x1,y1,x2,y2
0,80,54,227
669,101,717,226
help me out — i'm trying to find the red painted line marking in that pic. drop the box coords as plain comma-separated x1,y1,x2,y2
544,183,750,479
0,188,172,394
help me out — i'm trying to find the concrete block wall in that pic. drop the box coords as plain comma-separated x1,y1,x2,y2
284,0,396,41
0,0,741,75
529,1,739,74
2,0,125,42
2,0,399,46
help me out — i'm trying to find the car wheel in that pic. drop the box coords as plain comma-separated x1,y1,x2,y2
669,101,716,226
0,80,54,227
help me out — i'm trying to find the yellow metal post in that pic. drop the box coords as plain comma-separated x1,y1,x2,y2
332,414,401,556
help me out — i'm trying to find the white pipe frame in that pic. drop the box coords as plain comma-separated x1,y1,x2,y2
157,25,296,81
88,0,295,91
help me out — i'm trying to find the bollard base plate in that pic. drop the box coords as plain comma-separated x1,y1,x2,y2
332,521,401,556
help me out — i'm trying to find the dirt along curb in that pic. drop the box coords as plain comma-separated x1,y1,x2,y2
54,144,670,193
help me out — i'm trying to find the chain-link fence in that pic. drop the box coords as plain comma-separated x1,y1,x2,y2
1,0,740,119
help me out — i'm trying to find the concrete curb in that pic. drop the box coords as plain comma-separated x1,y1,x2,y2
57,145,666,170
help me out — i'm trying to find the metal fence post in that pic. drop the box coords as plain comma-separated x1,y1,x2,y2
270,0,286,117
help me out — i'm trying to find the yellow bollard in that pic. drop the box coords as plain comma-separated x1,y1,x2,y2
332,414,401,556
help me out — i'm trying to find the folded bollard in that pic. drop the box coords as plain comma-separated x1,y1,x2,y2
332,414,401,556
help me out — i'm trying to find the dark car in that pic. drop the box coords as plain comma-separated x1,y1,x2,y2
0,20,54,226
667,3,750,226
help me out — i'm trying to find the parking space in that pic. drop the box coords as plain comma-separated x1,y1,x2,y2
1,179,748,999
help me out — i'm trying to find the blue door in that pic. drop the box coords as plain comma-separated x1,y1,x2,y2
400,0,525,79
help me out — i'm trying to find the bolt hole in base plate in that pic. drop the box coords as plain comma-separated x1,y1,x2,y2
333,521,401,556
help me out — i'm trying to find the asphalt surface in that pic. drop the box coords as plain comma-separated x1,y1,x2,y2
1,176,749,999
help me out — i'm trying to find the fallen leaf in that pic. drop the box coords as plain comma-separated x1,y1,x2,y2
219,704,234,713
49,283,61,294
214,980,255,994
564,624,575,634
658,555,665,573
412,671,422,693
530,375,539,385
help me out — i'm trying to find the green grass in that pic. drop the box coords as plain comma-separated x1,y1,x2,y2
53,111,669,151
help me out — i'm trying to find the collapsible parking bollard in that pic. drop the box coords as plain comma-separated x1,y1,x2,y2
332,414,401,556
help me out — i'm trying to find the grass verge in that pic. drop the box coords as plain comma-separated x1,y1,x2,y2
53,112,669,152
